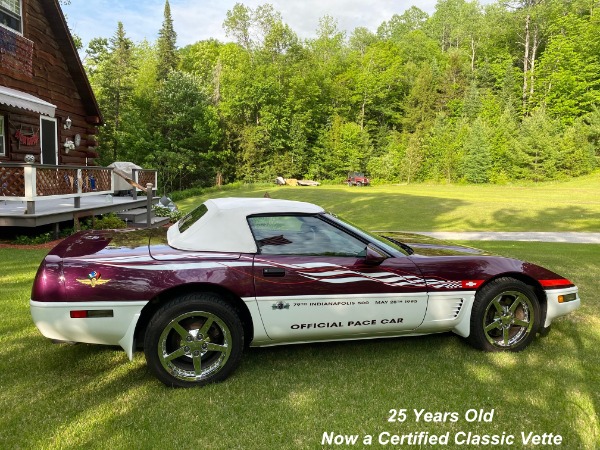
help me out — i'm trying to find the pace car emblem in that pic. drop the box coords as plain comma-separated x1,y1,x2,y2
272,301,290,310
76,270,111,288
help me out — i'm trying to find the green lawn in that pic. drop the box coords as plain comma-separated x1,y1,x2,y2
1,241,598,449
176,174,600,232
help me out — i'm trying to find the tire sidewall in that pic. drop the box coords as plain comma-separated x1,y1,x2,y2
144,293,244,387
469,279,541,352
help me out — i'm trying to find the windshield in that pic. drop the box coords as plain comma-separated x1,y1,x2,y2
324,213,411,256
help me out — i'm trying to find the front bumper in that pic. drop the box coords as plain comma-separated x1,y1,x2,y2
30,300,148,359
544,286,580,328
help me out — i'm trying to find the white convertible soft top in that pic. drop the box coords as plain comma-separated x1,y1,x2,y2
167,197,324,252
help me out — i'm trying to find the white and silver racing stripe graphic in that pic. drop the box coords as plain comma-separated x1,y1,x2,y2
84,255,464,289
99,261,262,271
75,252,239,264
290,263,456,289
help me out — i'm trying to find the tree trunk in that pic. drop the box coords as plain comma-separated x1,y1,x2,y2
522,14,531,114
213,59,222,105
114,90,120,161
470,37,476,72
529,24,539,102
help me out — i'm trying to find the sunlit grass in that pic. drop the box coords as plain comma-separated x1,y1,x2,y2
175,174,600,232
0,241,598,448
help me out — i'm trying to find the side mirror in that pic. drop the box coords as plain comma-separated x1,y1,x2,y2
363,244,388,266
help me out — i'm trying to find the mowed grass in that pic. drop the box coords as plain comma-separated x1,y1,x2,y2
176,174,600,232
1,241,598,449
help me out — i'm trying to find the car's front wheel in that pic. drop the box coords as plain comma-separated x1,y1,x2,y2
468,278,541,352
144,293,244,387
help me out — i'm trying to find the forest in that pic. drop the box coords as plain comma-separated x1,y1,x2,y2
82,0,600,191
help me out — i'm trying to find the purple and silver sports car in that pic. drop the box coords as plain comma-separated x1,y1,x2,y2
31,198,580,387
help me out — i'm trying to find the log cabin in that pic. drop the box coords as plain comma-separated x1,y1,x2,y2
0,0,102,166
0,1,161,230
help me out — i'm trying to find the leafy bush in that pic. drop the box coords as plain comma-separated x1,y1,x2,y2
86,213,127,230
13,233,56,245
152,205,184,222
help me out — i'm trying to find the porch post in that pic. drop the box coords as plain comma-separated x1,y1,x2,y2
24,165,36,214
132,169,138,200
146,183,153,228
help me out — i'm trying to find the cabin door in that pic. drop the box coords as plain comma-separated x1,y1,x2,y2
40,116,58,165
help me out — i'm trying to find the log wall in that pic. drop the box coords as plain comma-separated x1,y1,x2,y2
0,0,100,165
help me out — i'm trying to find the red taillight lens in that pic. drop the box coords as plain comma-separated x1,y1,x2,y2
69,310,113,318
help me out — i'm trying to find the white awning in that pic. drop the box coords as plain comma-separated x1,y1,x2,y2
0,85,56,117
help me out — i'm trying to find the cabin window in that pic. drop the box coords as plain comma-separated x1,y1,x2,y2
0,0,22,33
0,115,5,156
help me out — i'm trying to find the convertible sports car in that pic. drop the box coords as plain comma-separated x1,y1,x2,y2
30,197,580,387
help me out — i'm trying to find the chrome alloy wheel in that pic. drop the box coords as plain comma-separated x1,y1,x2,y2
482,290,535,349
158,311,232,382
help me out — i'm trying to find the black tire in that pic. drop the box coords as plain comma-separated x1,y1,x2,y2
144,292,244,387
356,181,363,187
467,278,541,352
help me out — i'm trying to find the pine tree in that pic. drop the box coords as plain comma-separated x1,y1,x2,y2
87,22,135,163
157,0,178,81
463,117,492,183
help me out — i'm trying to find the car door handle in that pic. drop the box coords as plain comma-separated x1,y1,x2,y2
263,268,286,277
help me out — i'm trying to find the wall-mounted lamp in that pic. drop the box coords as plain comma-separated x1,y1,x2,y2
64,138,75,153
64,116,72,130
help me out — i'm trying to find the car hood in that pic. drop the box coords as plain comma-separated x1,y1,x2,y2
379,232,492,257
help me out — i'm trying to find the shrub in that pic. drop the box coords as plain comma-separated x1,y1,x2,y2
87,213,127,230
153,205,184,222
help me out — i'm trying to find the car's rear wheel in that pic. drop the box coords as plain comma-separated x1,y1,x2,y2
144,293,244,387
356,181,363,187
468,278,541,352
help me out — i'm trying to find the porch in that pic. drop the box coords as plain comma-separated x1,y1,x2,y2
0,163,161,228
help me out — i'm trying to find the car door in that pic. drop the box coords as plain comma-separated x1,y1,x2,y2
248,214,428,342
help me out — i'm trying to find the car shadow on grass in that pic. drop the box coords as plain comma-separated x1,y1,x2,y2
463,205,600,232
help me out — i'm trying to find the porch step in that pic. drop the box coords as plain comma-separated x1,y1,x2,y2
117,208,152,223
129,215,171,227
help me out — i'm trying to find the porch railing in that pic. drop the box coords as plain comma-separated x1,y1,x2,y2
0,163,114,214
131,168,158,199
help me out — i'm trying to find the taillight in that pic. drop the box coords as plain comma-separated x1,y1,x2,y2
70,310,114,318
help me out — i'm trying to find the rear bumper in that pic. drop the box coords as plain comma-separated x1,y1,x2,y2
544,287,580,328
30,300,148,359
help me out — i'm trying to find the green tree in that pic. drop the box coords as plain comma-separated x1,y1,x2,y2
86,23,135,163
513,108,561,180
463,117,492,183
556,122,596,177
377,7,429,41
535,13,600,122
156,0,178,81
312,115,372,180
147,71,222,191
